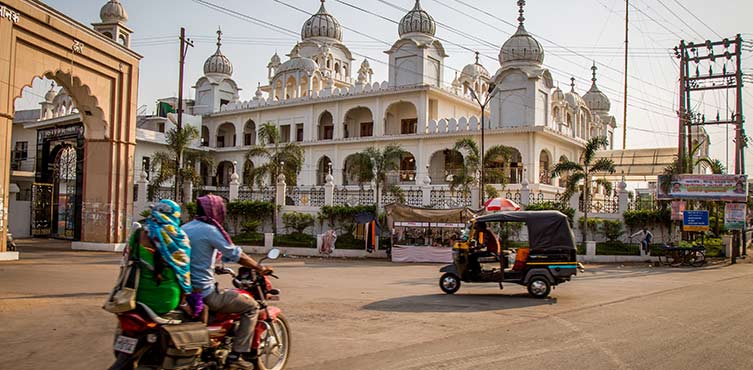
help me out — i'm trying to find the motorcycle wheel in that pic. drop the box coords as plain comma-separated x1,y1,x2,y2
256,312,291,370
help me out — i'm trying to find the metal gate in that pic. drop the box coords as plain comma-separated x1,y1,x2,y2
31,183,53,237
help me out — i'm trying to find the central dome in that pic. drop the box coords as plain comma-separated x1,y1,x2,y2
399,0,436,38
582,64,611,112
301,0,343,42
204,29,233,77
498,0,544,67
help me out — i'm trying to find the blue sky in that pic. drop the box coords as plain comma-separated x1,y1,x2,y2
15,0,753,173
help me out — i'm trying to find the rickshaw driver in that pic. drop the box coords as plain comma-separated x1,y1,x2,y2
468,222,502,276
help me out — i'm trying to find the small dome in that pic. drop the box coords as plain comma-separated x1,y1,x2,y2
582,63,611,112
100,0,128,23
552,85,565,102
301,0,343,42
268,53,281,68
564,78,584,109
45,82,57,102
204,29,233,77
399,0,436,38
277,46,320,75
498,1,544,67
460,52,489,84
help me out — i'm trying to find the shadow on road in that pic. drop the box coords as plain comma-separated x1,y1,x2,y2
0,292,108,300
363,293,555,313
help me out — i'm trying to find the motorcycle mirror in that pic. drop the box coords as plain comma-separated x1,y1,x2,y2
267,248,281,260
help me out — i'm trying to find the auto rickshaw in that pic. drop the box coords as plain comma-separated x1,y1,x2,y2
438,211,583,298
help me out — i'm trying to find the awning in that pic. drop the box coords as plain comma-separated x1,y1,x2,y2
593,147,678,181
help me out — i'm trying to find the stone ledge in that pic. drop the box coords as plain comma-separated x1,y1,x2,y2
71,242,126,252
0,251,20,261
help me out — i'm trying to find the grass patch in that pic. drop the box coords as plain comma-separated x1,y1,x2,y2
274,233,316,249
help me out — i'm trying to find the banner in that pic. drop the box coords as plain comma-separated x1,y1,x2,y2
671,200,686,221
683,210,709,232
657,174,748,201
724,203,747,230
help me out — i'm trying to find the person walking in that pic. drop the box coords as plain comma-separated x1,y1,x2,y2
631,227,653,256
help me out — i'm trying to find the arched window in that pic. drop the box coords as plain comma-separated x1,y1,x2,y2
539,150,552,185
201,126,210,147
317,156,332,185
243,120,256,146
216,123,236,148
343,107,374,138
318,111,334,140
384,101,418,135
399,153,416,183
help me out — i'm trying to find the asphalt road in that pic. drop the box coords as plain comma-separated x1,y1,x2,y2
1,240,752,370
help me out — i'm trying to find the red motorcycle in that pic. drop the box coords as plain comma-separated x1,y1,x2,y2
109,249,290,370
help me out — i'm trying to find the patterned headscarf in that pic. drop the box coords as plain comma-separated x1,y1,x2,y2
196,194,233,244
145,199,192,293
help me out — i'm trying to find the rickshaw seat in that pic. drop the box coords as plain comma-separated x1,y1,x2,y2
512,248,529,271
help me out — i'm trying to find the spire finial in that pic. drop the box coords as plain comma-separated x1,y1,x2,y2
318,0,327,13
517,0,526,26
591,61,598,83
570,77,576,92
216,26,223,50
475,51,480,64
414,0,422,10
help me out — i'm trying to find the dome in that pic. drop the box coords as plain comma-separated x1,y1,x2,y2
399,0,436,38
100,0,128,23
277,46,320,75
564,78,584,109
268,53,281,68
498,1,544,67
204,29,233,77
460,52,490,84
552,85,565,102
582,63,611,112
301,0,343,42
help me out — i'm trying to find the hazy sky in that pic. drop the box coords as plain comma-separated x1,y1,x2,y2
15,0,753,173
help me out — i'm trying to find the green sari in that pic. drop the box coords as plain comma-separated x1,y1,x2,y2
130,230,181,315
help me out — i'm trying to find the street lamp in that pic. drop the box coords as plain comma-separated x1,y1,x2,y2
465,81,498,205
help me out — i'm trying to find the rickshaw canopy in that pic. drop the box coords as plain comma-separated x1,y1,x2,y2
474,211,576,252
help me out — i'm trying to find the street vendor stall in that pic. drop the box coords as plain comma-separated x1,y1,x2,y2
386,204,477,263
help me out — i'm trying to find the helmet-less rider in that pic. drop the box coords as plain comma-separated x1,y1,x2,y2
182,195,274,370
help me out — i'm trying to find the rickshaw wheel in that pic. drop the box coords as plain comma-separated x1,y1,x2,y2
527,276,551,298
439,273,461,294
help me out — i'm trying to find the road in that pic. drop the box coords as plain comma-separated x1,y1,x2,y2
1,240,752,370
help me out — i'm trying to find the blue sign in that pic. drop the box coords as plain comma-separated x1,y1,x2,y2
683,210,709,231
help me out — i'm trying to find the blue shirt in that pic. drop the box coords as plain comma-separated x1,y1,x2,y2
183,220,243,297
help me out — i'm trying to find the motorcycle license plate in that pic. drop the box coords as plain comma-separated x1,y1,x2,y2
114,335,138,354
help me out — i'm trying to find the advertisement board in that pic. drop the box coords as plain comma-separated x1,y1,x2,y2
683,210,709,232
724,203,747,230
671,200,686,221
657,174,748,201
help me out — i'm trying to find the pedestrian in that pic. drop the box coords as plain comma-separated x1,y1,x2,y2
631,227,653,255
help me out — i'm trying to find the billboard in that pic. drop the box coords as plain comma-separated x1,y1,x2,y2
657,174,748,201
724,203,747,230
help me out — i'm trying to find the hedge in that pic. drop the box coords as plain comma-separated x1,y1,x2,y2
274,232,316,249
524,201,575,224
318,205,376,226
623,208,671,228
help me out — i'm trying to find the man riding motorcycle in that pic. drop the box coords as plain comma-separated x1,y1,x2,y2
183,195,273,370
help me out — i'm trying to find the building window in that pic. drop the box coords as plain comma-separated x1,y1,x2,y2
142,157,151,180
322,125,334,140
400,119,417,134
220,99,230,107
360,122,373,137
280,125,291,143
217,135,225,148
244,133,253,146
295,124,304,142
429,99,438,121
13,141,28,160
157,122,165,133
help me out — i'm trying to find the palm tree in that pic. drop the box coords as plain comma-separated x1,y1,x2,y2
246,122,305,187
451,137,512,201
346,144,407,211
151,125,213,203
551,136,616,243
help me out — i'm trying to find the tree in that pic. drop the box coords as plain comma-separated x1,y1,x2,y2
450,137,512,199
551,136,616,243
346,144,407,212
151,125,213,203
246,122,305,187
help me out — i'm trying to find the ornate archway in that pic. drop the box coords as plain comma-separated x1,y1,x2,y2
0,0,142,252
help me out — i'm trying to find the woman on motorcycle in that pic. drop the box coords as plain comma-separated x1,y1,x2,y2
130,199,192,315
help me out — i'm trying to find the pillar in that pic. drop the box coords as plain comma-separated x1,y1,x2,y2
618,180,628,214
134,171,149,215
324,172,334,206
422,166,432,207
471,186,480,209
229,161,240,201
520,177,530,206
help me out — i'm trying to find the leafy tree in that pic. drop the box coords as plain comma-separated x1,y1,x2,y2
551,136,616,243
246,122,305,187
282,212,315,234
345,144,407,211
450,137,513,199
151,125,213,203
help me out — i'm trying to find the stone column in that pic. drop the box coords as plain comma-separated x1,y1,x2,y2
229,161,240,201
618,179,628,214
422,166,432,207
135,171,149,213
324,172,334,206
182,180,193,204
520,177,530,206
276,173,286,207
471,186,480,209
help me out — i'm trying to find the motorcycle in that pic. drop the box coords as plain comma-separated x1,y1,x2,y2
109,248,290,370
6,233,16,251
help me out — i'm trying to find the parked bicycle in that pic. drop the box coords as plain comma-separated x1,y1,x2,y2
657,243,706,267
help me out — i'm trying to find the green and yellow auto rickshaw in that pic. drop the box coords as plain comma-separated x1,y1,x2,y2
439,211,583,298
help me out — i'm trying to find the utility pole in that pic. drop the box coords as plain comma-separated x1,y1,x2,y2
175,27,193,202
622,0,628,150
466,72,497,206
674,35,746,262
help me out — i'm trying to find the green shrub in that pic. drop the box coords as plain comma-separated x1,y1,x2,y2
234,232,264,246
601,220,624,242
241,220,261,233
184,202,197,218
596,241,639,255
623,209,671,229
274,232,316,248
525,201,575,224
226,200,274,219
484,185,499,200
318,205,376,227
282,212,315,234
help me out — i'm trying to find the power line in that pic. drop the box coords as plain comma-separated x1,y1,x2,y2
670,0,723,39
654,0,705,40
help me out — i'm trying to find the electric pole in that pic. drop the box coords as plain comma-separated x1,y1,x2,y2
175,27,193,202
622,0,628,150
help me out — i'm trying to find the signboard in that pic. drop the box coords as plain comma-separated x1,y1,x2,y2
657,174,748,201
683,210,709,232
671,200,686,221
724,203,747,230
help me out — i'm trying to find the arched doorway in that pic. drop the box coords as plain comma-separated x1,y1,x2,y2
51,146,80,239
384,101,418,135
399,153,416,184
429,149,463,184
317,156,332,185
243,120,256,146
1,1,142,252
343,107,373,138
201,126,210,146
558,155,569,188
539,150,552,185
216,161,234,187
216,122,236,148
318,111,334,140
